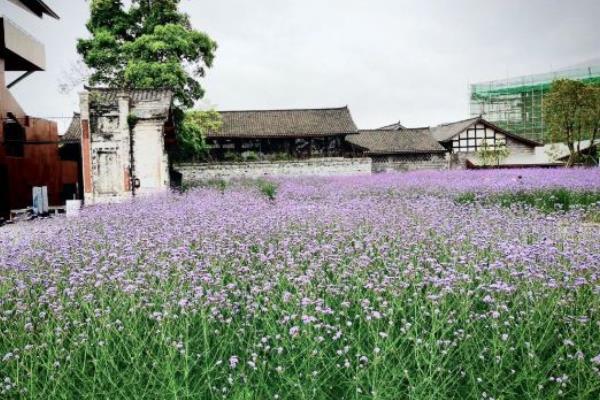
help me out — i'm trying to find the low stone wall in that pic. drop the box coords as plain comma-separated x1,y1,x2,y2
175,157,372,182
371,154,448,173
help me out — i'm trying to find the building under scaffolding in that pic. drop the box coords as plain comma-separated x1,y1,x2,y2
470,64,600,143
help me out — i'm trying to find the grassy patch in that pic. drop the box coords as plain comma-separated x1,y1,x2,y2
584,210,600,224
255,178,278,200
455,192,477,205
457,188,600,212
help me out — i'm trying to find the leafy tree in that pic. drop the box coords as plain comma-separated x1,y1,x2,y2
77,0,219,157
77,0,217,108
175,110,222,160
476,139,510,166
582,85,600,165
543,79,598,167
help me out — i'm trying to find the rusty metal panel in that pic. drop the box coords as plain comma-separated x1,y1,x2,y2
0,118,80,218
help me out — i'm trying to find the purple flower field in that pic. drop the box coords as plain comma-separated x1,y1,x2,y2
1,169,600,399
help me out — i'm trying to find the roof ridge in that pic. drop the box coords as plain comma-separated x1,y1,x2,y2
85,86,173,93
358,128,429,133
217,106,349,113
436,116,479,127
358,129,399,132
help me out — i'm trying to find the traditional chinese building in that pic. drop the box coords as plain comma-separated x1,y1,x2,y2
346,128,447,172
372,116,544,169
204,107,359,161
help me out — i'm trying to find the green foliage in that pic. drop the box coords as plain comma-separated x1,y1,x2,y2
582,85,600,165
224,151,242,162
176,110,222,159
455,192,477,204
2,253,599,398
457,188,600,213
78,0,217,108
543,79,599,166
242,151,259,161
476,140,510,166
256,179,278,200
126,113,139,130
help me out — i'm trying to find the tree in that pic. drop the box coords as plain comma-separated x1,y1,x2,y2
582,85,600,165
175,110,222,161
543,79,598,167
476,139,510,166
77,0,217,108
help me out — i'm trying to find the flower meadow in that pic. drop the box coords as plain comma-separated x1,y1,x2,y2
1,169,600,399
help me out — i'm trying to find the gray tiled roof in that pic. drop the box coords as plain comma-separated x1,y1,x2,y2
346,128,446,155
379,120,406,130
86,87,173,119
87,87,173,104
429,116,541,146
61,113,81,143
207,107,358,139
429,117,480,142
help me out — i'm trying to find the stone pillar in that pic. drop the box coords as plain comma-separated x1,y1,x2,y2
117,93,131,193
79,92,93,203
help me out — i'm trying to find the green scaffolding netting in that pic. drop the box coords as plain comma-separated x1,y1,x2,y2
469,65,600,143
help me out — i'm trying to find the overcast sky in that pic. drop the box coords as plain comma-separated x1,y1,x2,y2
1,0,599,131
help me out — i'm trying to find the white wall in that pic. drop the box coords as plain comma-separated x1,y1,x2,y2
175,158,372,182
133,120,169,196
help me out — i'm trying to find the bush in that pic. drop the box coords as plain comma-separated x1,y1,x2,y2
224,151,242,162
256,179,278,200
242,151,260,161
